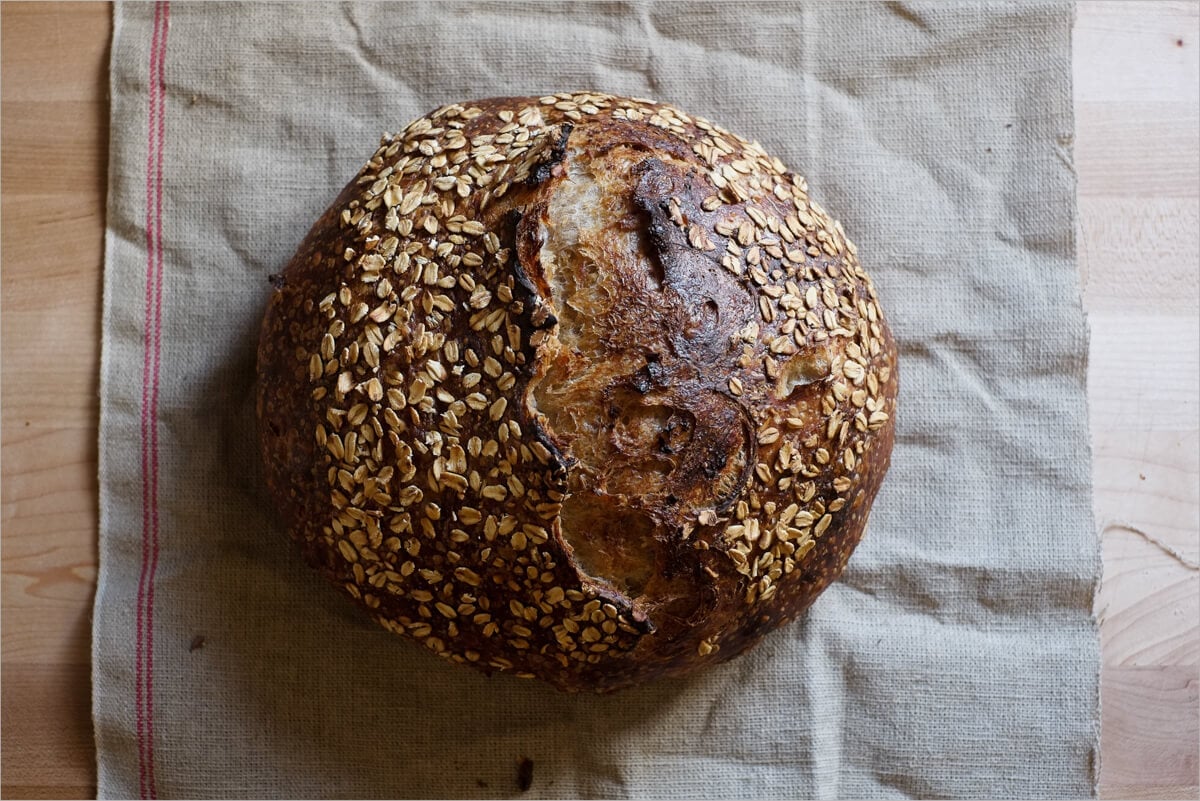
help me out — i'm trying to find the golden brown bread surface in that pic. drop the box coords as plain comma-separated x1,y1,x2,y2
257,93,898,692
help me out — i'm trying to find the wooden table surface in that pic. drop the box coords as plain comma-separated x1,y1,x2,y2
2,2,1197,798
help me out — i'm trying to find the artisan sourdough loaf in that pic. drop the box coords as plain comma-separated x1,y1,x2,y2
257,93,898,692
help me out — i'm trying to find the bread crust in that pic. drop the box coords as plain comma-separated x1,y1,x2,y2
257,94,897,692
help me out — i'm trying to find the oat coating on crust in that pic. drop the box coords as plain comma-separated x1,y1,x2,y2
257,93,897,692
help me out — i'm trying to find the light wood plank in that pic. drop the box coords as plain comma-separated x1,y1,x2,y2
1074,1,1200,105
0,664,96,800
1099,534,1200,667
1088,313,1200,432
0,3,115,104
1,194,109,288
0,101,109,190
0,314,101,427
1079,4,1200,800
1076,102,1200,199
1093,428,1199,667
1100,666,1200,799
1094,430,1200,550
1,3,109,798
1079,197,1200,314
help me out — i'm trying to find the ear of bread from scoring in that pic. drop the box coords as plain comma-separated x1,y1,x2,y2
257,94,897,692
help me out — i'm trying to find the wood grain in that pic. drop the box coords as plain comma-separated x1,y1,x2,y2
0,664,96,801
1088,314,1200,432
1,2,1196,798
1079,198,1199,314
1101,666,1200,800
1,3,109,799
1076,2,1200,798
1076,103,1199,198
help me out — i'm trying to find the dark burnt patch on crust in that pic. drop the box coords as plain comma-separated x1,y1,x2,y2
527,122,574,187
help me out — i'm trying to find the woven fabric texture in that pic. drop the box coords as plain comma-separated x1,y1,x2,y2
96,2,1099,797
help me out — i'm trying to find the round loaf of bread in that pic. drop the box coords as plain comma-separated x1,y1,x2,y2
257,93,897,692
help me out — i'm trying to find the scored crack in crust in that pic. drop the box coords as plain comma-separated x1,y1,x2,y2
256,93,898,692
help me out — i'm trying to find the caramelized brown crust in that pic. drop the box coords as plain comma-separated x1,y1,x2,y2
257,94,898,692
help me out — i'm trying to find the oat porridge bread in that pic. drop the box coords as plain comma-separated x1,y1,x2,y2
257,93,898,692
